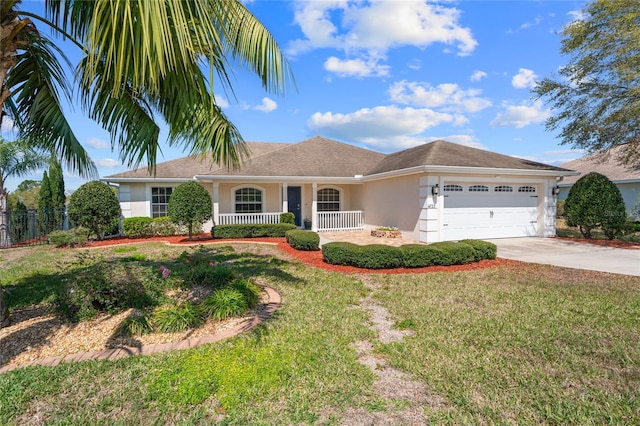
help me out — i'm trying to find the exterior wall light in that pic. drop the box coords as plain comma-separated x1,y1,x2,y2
552,186,560,196
431,184,440,197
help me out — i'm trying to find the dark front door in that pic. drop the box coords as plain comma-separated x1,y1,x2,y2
287,186,302,227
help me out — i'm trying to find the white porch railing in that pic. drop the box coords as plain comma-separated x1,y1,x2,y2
218,212,281,225
317,210,365,232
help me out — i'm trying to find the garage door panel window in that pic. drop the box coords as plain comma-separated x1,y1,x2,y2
494,185,514,192
469,185,489,192
235,188,263,213
317,188,340,212
151,187,173,218
444,184,463,192
518,186,536,193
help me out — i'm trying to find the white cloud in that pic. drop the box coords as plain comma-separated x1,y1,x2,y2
308,105,454,145
510,149,585,166
95,158,120,168
324,56,390,77
86,137,108,149
289,1,476,56
511,68,538,89
388,80,491,113
490,100,551,128
470,70,487,82
214,94,229,108
520,15,542,30
253,97,278,113
408,59,422,70
1,117,15,134
567,10,587,23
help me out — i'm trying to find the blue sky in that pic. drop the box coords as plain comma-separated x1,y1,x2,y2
3,0,589,192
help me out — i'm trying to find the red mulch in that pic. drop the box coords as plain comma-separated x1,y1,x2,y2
81,234,514,274
555,236,640,249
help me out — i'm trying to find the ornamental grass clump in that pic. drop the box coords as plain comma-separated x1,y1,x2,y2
200,287,249,320
152,302,203,332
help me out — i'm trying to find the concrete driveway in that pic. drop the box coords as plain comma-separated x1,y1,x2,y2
485,238,640,276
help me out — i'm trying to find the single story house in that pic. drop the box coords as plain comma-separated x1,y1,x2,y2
103,136,577,243
558,145,640,219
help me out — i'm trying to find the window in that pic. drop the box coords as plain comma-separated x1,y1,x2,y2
151,187,173,218
494,185,513,192
518,186,536,193
443,184,463,192
317,188,340,212
235,187,262,213
469,185,489,192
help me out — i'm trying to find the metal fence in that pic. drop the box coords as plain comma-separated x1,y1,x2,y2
0,208,68,248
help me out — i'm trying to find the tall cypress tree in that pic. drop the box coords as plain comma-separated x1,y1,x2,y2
49,160,66,229
37,171,53,234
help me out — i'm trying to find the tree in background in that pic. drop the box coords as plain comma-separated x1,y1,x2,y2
67,181,120,240
534,0,640,165
168,181,212,240
564,172,627,239
16,179,40,192
49,159,66,229
37,170,53,234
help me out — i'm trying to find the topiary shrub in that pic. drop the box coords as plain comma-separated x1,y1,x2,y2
322,242,361,266
280,212,295,224
285,229,320,250
212,223,296,238
168,181,212,240
565,172,627,239
400,244,448,268
68,181,121,239
428,242,475,265
48,227,90,247
357,244,404,269
123,217,153,238
458,240,497,261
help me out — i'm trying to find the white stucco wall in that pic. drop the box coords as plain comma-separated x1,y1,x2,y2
361,174,422,240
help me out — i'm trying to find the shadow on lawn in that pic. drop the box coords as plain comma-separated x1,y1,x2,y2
1,245,300,367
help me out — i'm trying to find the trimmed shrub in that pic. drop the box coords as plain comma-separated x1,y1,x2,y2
400,244,449,268
322,242,361,266
280,212,295,224
48,227,90,247
168,181,212,240
357,244,404,269
68,181,121,239
565,172,627,239
151,216,187,236
286,229,320,251
458,240,497,261
200,288,249,320
212,223,296,238
123,217,153,238
428,242,475,265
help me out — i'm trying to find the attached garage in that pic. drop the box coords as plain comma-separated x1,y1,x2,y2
441,183,539,240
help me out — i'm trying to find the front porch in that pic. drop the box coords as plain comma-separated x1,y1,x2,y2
217,210,365,232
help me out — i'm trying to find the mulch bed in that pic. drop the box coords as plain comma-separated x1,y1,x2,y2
555,236,640,249
80,234,515,274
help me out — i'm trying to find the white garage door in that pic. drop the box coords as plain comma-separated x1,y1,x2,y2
442,184,538,241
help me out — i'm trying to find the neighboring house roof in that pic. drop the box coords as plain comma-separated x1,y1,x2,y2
367,140,571,175
105,136,574,181
559,145,640,185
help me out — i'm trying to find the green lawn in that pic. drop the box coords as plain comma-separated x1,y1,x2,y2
1,243,639,424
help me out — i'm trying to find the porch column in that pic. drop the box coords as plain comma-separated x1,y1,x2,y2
311,183,318,231
282,183,288,213
212,182,220,225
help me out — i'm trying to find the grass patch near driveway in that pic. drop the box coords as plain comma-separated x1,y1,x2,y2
1,243,639,424
371,264,640,424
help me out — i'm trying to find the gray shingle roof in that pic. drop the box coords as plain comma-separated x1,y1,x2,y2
105,137,572,180
559,145,640,185
367,140,572,175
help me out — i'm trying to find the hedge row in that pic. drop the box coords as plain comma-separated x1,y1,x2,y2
322,240,496,269
285,230,320,251
122,216,188,238
212,223,297,239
